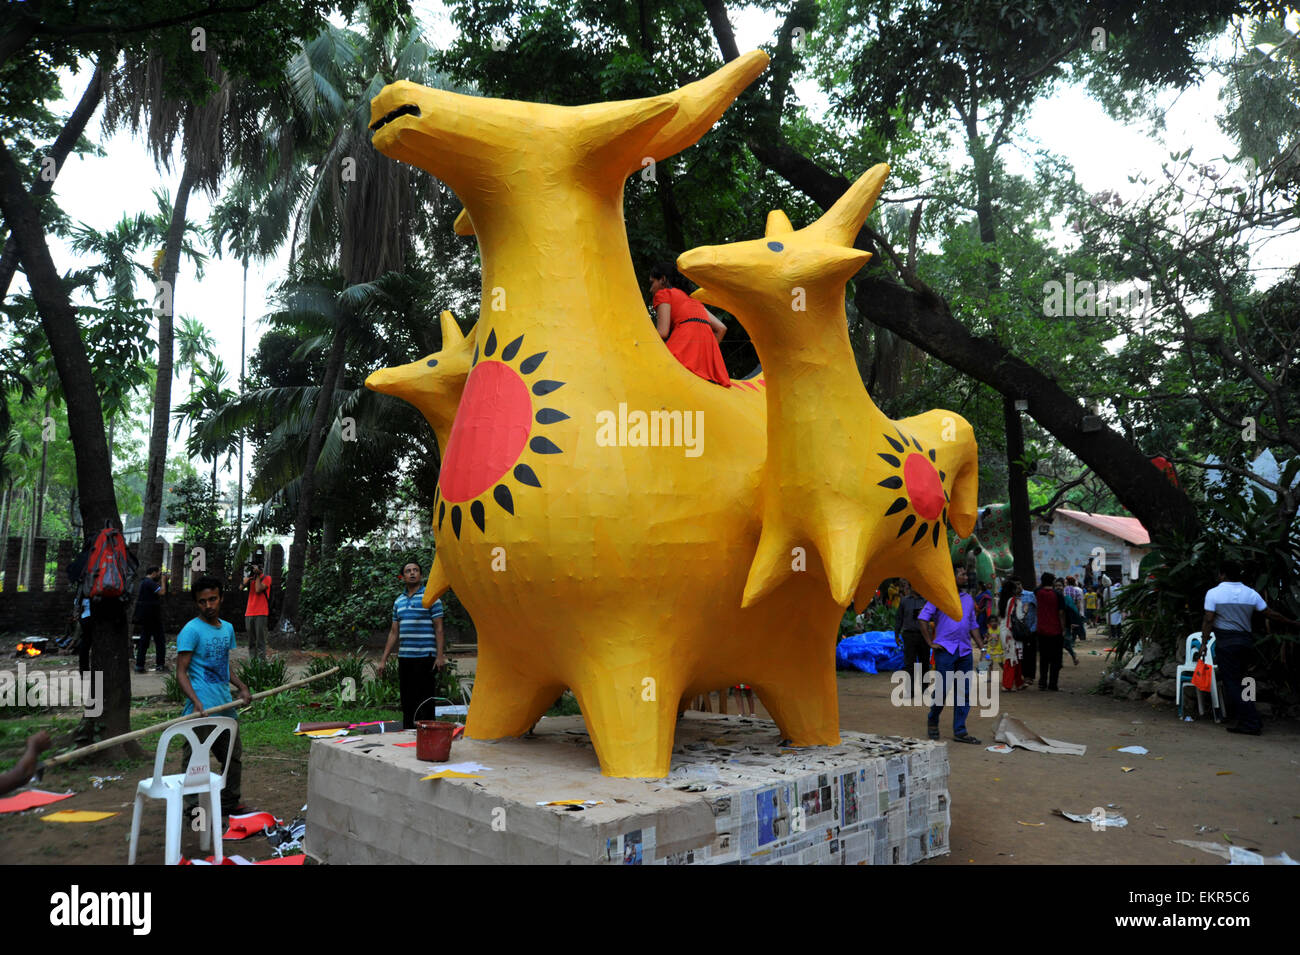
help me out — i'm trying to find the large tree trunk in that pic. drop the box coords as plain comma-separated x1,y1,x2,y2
701,5,1198,541
0,138,138,755
0,54,114,300
138,160,197,579
1003,397,1037,586
278,328,348,632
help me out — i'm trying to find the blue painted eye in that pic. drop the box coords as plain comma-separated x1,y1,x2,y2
767,241,784,252
426,358,439,367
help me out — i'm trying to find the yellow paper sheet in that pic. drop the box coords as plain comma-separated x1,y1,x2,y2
42,810,119,823
421,771,482,780
297,729,349,738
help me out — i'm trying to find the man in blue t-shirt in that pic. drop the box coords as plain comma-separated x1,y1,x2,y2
378,560,446,728
177,576,251,820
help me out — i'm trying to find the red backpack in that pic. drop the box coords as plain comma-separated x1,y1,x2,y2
85,525,131,599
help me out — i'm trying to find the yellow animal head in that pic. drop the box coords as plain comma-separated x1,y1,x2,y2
679,165,887,326
364,310,476,450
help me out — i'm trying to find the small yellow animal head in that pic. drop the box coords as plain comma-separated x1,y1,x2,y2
364,310,476,448
679,164,888,321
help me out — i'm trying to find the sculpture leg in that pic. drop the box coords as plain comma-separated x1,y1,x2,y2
463,642,564,740
751,654,840,746
569,667,684,778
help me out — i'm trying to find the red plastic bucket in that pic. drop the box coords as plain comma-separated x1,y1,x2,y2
416,721,456,762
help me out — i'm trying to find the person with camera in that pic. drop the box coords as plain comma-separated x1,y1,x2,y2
241,556,272,662
133,565,168,673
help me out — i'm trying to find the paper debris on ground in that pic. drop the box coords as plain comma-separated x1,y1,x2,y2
0,789,74,813
419,761,489,778
1175,840,1299,865
265,818,306,856
422,770,482,780
41,810,118,823
1016,820,1045,827
1054,808,1129,828
1116,745,1149,755
89,775,123,789
986,744,1014,754
537,799,605,808
298,728,348,738
223,811,280,841
1121,766,1135,773
994,714,1087,756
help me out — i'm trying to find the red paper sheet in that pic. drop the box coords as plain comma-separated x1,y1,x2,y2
257,854,306,865
0,789,74,813
394,741,418,748
222,811,279,841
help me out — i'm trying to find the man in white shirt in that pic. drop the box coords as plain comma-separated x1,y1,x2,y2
1203,560,1298,735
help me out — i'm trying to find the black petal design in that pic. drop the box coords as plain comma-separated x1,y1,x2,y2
884,434,905,453
885,497,907,516
912,521,929,546
530,436,562,454
425,358,438,367
501,334,524,362
438,502,445,529
472,344,479,364
484,329,497,356
532,380,564,396
470,500,485,532
519,351,547,374
879,453,900,467
536,407,569,424
878,475,903,489
897,514,916,538
514,464,541,487
451,506,462,539
931,522,941,547
940,470,946,481
493,484,514,514
929,447,936,461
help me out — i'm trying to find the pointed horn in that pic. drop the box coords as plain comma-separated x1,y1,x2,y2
453,208,475,236
439,310,464,347
637,50,770,168
422,553,450,607
806,163,890,245
765,210,794,236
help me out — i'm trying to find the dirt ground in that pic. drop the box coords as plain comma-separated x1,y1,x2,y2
2,635,1296,865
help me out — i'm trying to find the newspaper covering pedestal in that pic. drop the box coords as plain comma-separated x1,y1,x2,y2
305,713,950,865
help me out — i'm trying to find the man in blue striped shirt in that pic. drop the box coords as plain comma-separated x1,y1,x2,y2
378,560,446,728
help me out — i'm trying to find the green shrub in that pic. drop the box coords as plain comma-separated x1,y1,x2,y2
237,656,288,693
162,673,184,704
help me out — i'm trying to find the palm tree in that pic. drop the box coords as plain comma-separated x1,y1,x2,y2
226,15,457,629
172,357,239,502
100,46,263,575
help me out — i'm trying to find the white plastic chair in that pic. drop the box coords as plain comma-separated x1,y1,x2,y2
128,717,238,865
1175,631,1222,721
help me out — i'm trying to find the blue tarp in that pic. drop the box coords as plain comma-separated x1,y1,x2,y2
836,631,904,674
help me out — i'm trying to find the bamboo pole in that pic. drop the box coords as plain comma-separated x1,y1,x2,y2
42,667,340,769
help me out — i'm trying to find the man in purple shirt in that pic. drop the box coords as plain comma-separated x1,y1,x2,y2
918,566,985,744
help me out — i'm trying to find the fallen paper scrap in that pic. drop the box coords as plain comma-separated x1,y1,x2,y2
423,761,489,775
994,714,1087,756
298,728,348,738
1054,808,1129,828
1116,745,1149,755
538,800,605,808
422,771,482,780
1016,820,1045,827
42,810,118,823
1216,771,1233,776
89,775,124,789
223,811,280,841
1174,840,1298,865
1121,767,1135,773
986,744,1014,754
0,789,74,813
294,721,350,733
257,854,306,865
394,741,418,748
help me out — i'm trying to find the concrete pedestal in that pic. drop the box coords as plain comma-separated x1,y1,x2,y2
305,713,950,865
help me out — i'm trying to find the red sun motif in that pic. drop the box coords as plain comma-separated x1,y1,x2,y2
439,361,532,503
903,453,945,521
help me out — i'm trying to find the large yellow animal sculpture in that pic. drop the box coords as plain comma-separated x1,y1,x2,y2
365,51,980,777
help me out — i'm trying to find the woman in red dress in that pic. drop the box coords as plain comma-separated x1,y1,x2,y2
648,261,731,387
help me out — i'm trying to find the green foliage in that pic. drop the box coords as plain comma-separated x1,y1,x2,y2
298,542,473,645
545,692,581,717
1118,482,1300,691
236,656,288,693
162,673,184,704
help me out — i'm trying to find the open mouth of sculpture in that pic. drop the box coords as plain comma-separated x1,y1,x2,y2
370,103,421,132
